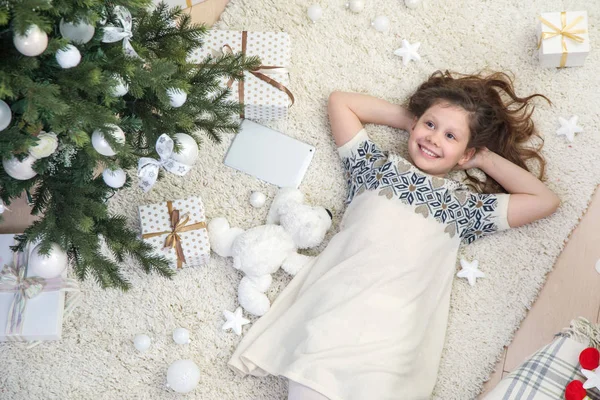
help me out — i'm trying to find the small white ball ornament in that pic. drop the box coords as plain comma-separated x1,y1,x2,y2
13,25,48,57
173,328,191,345
133,334,151,352
307,4,323,22
166,359,201,393
371,16,390,32
111,75,128,97
166,88,187,108
102,168,127,188
0,100,12,131
170,133,199,166
27,243,68,279
59,19,95,44
249,192,266,208
405,0,421,9
91,125,125,156
346,0,364,13
2,155,37,180
56,45,81,69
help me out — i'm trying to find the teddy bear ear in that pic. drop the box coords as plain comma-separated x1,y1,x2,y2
580,347,600,370
565,380,587,400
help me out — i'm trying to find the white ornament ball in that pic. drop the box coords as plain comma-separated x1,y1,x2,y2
166,359,201,393
133,334,151,352
173,328,191,345
13,25,48,57
102,168,127,188
91,125,125,156
170,133,199,166
405,0,421,9
371,16,390,32
595,259,600,274
56,45,81,69
0,100,12,131
307,4,323,22
111,75,128,97
2,155,37,180
59,19,95,44
249,192,266,208
167,88,187,108
346,0,364,13
27,243,68,279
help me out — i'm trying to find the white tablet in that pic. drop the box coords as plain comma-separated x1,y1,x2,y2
224,120,315,188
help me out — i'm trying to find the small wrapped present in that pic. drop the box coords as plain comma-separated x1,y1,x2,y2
188,30,294,121
139,196,210,269
537,11,590,68
0,235,80,346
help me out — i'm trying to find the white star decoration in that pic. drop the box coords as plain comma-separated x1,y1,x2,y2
556,115,583,142
582,368,600,390
394,39,421,66
222,307,250,336
456,258,485,286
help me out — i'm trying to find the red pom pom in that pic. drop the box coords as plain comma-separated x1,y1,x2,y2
565,380,587,400
580,347,600,370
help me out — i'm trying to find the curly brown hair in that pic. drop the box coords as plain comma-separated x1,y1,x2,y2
405,70,551,194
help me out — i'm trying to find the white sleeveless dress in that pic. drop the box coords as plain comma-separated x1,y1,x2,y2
228,129,511,400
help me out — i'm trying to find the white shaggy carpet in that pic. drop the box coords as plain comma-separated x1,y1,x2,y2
2,0,600,399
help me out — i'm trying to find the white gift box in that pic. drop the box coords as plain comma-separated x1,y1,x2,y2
153,0,206,9
188,30,293,121
0,235,66,342
537,11,590,68
139,196,210,269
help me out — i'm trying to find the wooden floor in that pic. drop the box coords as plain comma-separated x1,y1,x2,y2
480,186,600,397
2,1,599,397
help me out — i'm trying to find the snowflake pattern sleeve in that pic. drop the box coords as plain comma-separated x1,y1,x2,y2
458,191,511,244
337,129,388,204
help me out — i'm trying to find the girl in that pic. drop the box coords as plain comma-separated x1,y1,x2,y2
228,71,560,400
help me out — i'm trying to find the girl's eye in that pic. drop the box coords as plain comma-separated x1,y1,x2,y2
446,132,455,140
425,121,435,129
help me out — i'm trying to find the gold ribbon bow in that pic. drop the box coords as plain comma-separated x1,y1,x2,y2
141,201,206,269
538,12,587,68
219,31,295,119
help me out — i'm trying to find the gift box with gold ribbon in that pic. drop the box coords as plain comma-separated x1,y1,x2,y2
188,30,294,121
138,196,210,269
537,11,590,68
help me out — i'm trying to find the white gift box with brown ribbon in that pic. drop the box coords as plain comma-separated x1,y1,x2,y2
537,11,590,68
188,30,294,121
138,196,210,269
154,0,206,10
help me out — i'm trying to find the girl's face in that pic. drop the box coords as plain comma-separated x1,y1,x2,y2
407,102,475,177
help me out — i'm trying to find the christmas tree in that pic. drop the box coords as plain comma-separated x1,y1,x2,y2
0,1,260,289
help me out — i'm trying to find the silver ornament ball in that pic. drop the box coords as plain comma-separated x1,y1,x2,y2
346,0,364,13
167,88,187,108
13,25,48,57
371,16,390,32
91,125,125,156
27,243,68,279
0,100,12,131
2,155,37,180
56,45,81,69
307,4,323,22
102,168,127,188
249,192,266,208
170,133,199,166
59,19,95,44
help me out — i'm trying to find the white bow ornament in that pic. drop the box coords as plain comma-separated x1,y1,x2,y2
102,6,141,59
137,134,193,192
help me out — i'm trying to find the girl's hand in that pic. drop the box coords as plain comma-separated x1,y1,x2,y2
456,147,491,170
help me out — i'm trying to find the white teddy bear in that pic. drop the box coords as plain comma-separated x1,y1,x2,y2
208,188,332,316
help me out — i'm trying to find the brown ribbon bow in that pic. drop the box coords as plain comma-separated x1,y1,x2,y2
221,31,295,118
141,201,206,269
